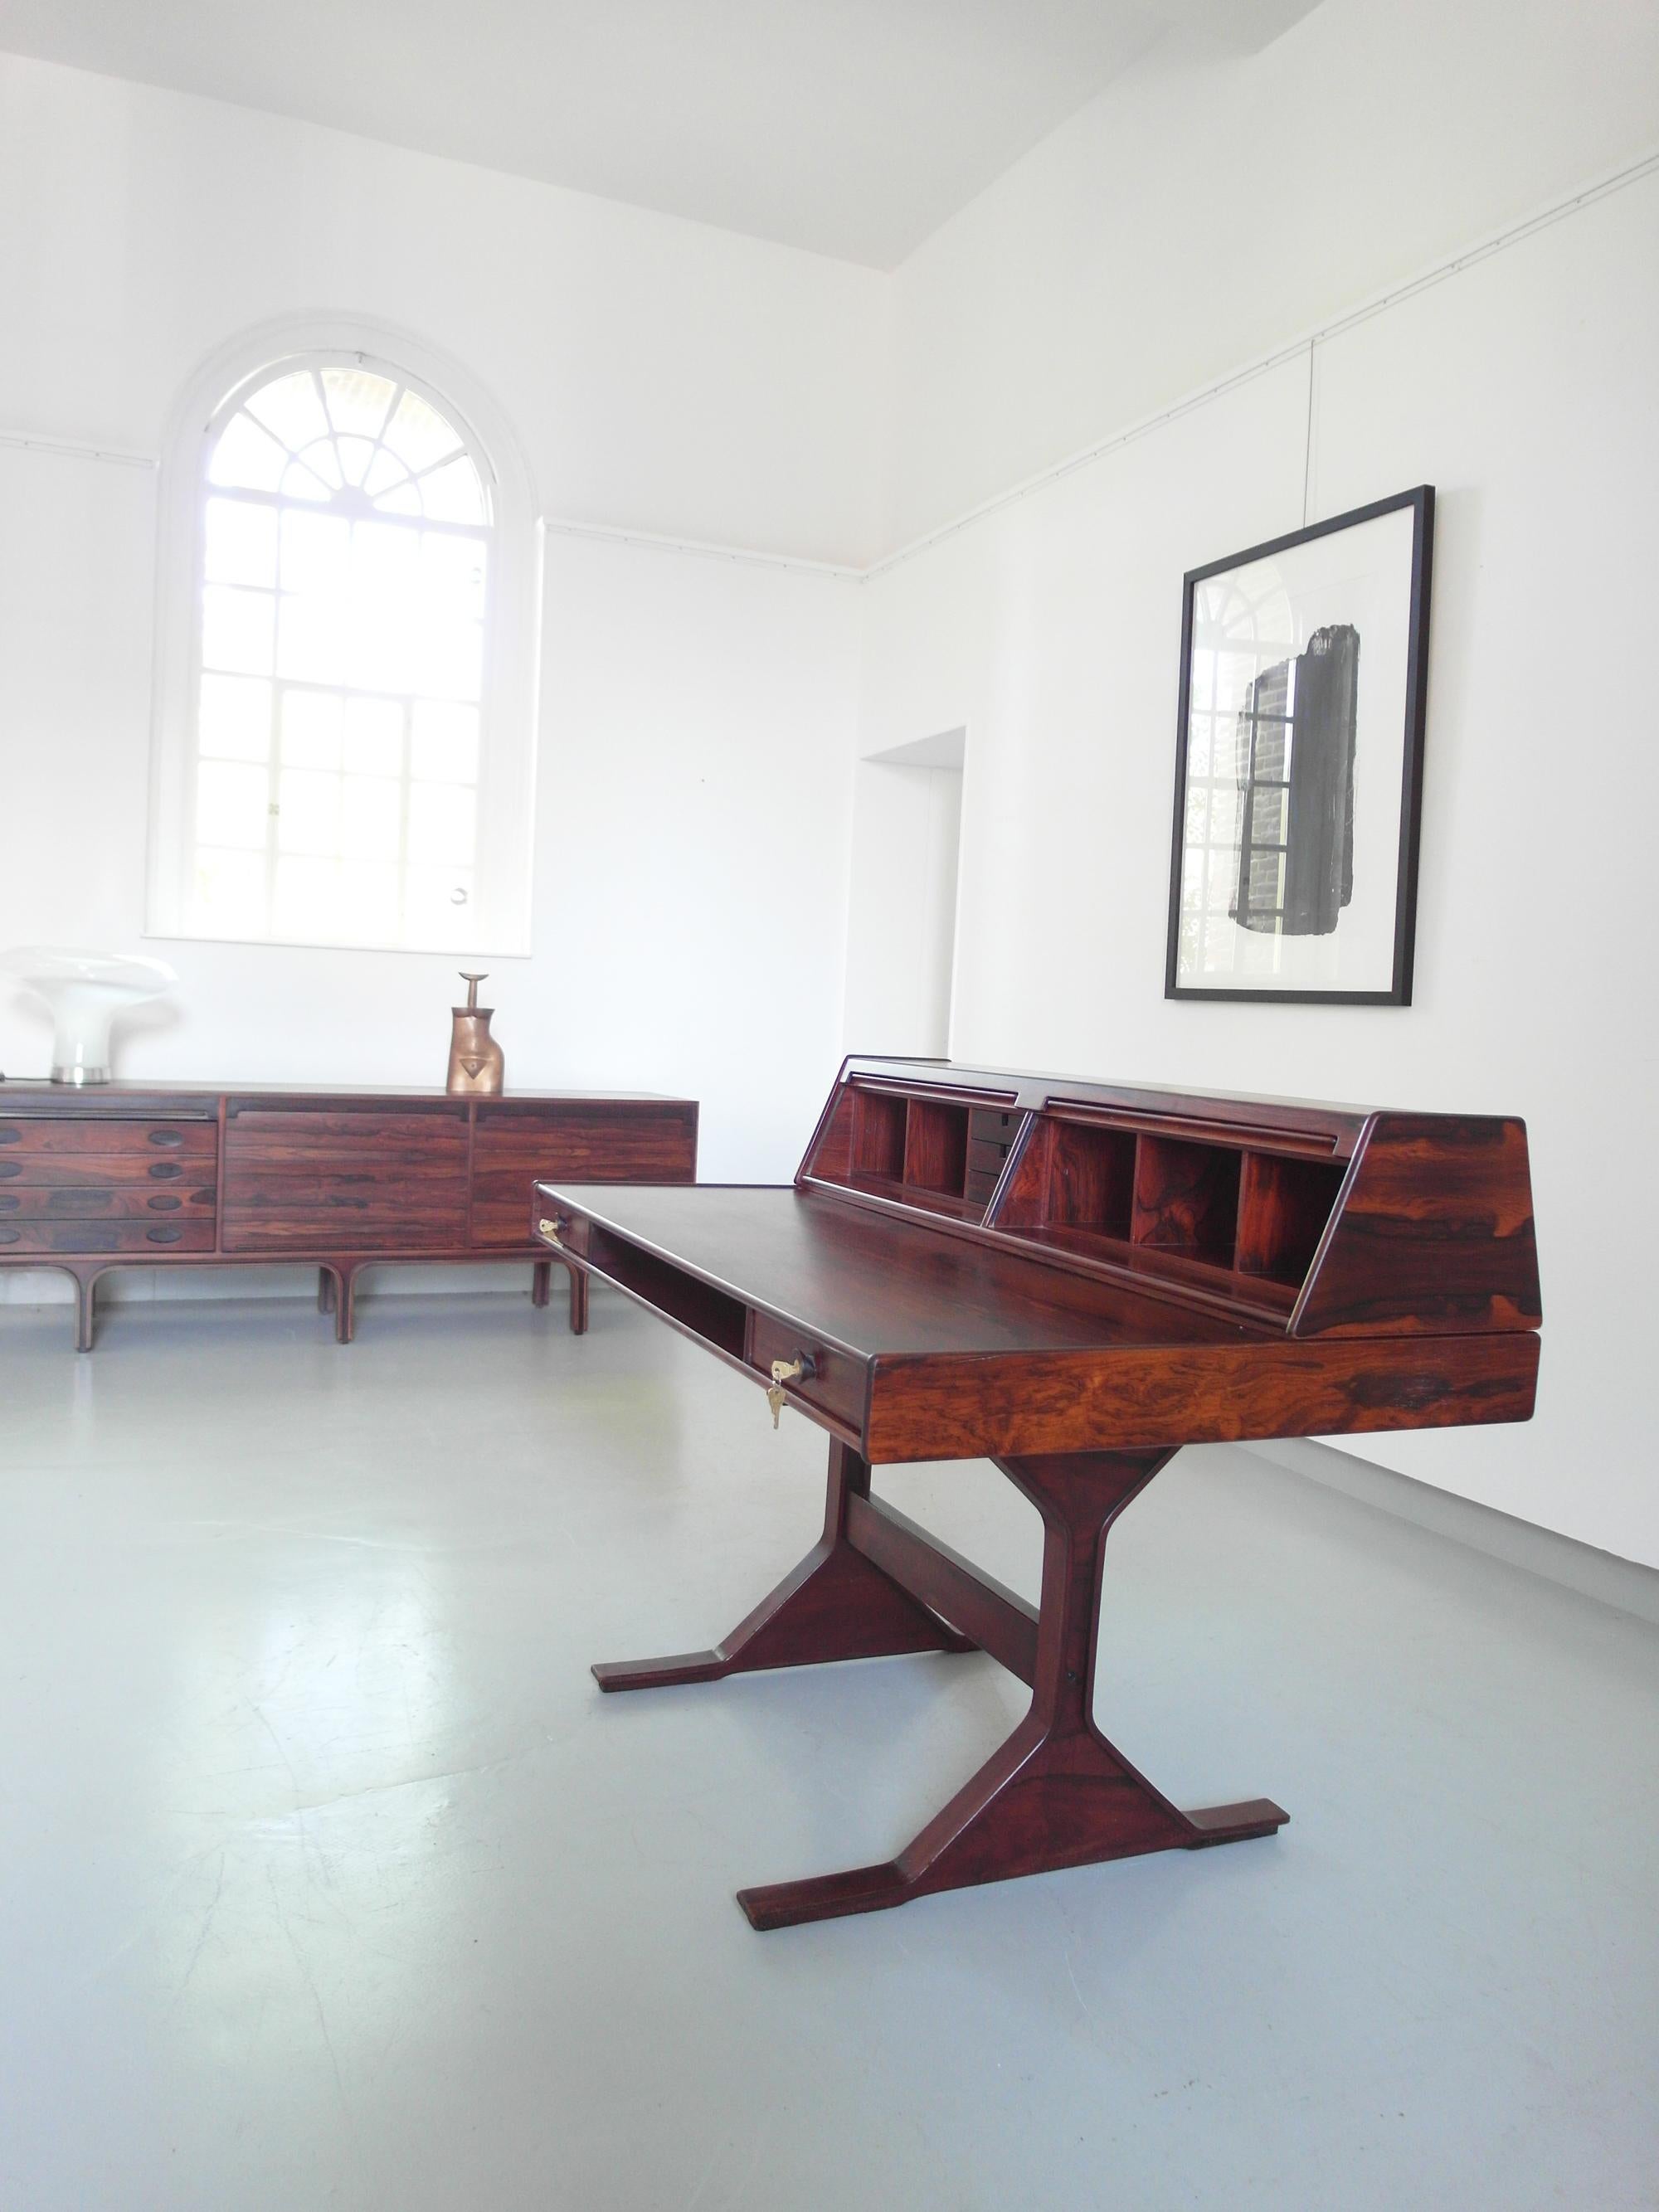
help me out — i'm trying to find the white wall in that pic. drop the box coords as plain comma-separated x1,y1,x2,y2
885,0,1659,547
0,53,879,1287
841,736,965,1057
861,164,1659,1568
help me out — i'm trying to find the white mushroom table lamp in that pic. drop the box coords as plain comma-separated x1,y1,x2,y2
1,947,179,1085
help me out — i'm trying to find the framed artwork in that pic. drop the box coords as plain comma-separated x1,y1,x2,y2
1165,484,1433,1004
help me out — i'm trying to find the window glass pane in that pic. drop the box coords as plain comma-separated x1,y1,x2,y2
321,367,396,441
411,701,479,784
334,860,401,942
192,847,267,936
420,533,486,620
362,450,409,500
418,455,485,525
280,461,333,504
276,767,341,854
408,781,475,864
343,698,404,775
416,620,484,702
209,414,287,492
382,389,462,473
205,498,280,587
372,482,423,518
280,688,343,768
273,855,342,940
202,585,275,675
198,673,271,761
340,775,402,860
294,438,344,490
335,434,378,488
280,509,349,596
275,596,344,686
404,867,473,941
197,760,270,848
245,371,328,453
344,523,418,692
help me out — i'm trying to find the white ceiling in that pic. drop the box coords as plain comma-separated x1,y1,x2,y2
0,0,1321,268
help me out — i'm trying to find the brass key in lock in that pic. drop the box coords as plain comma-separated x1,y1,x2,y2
766,1353,817,1427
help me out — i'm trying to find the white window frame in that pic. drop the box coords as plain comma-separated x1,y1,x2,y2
148,317,542,955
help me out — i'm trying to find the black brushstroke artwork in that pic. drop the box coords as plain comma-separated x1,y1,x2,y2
1229,624,1360,936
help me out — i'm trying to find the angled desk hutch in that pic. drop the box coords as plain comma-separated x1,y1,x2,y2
535,1054,1541,1930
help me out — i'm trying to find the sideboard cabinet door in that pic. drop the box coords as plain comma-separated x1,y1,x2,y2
222,1105,469,1252
470,1103,697,1248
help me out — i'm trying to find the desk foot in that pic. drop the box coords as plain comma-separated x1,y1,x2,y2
732,1448,1288,1928
736,1715,1287,1929
593,1441,972,1692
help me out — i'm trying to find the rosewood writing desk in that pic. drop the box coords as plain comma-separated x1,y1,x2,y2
535,1057,1541,1929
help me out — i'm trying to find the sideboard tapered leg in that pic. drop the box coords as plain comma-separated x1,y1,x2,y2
317,1268,337,1315
531,1259,553,1309
567,1264,589,1336
73,1266,98,1354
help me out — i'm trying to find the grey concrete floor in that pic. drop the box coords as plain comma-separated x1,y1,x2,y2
0,1286,1655,2212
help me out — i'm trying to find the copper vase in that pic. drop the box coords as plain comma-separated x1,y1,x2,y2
446,973,505,1096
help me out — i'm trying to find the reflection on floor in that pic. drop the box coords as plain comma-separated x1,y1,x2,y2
2,1289,1655,2212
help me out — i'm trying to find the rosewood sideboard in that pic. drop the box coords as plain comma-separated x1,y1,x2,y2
534,1054,1541,1928
0,1082,697,1349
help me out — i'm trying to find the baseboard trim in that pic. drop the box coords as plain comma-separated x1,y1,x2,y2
1247,1438,1659,1628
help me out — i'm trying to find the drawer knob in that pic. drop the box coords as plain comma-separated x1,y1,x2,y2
147,1130,184,1148
146,1227,182,1244
148,1163,182,1181
766,1352,818,1429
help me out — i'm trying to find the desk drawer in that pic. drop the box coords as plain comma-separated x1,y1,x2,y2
747,1313,866,1434
0,1220,215,1254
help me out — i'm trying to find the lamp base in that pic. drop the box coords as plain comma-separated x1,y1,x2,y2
51,1063,110,1085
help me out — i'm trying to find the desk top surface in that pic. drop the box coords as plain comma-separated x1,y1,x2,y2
540,1182,1262,1358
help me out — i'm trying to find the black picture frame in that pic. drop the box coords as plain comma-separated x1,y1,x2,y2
1164,484,1433,1006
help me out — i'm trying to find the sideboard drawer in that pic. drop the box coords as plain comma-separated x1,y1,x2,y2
0,1118,216,1156
0,1186,216,1218
0,1153,218,1189
0,1220,216,1253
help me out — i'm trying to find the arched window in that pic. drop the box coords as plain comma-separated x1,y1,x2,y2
148,328,539,955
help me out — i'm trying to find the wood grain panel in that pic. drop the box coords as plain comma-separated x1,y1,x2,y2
864,1332,1540,1462
1293,1114,1541,1336
470,1104,695,1247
